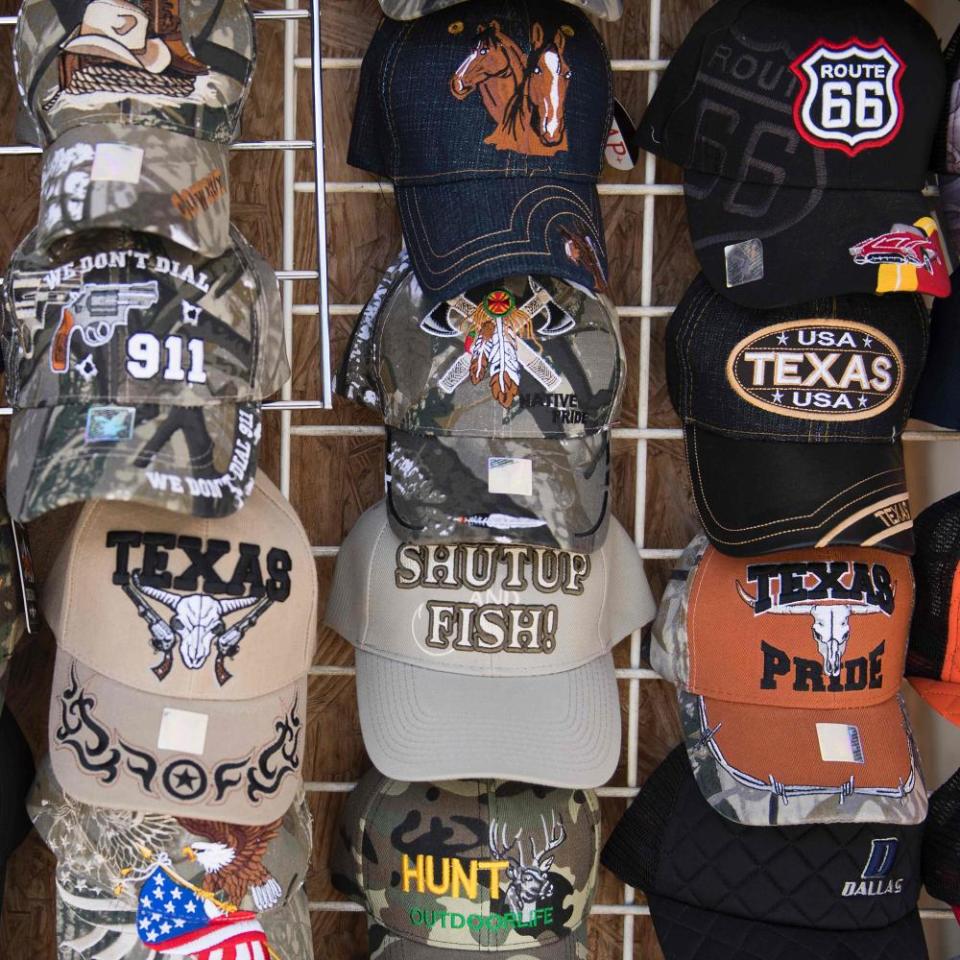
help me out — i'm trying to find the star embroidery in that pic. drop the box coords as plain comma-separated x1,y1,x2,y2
862,335,873,347
174,769,198,790
138,918,151,931
772,390,784,404
776,332,789,346
174,918,186,929
159,922,172,935
140,895,152,908
184,901,197,914
145,931,159,943
171,888,182,900
858,395,869,408
165,901,176,914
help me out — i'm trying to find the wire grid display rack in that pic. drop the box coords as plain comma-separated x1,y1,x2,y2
0,0,955,954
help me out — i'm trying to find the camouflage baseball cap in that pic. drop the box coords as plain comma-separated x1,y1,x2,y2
15,0,255,257
325,501,655,787
0,495,30,704
379,0,622,21
29,756,315,960
651,535,928,828
331,770,600,960
43,471,318,824
2,226,288,521
338,255,625,553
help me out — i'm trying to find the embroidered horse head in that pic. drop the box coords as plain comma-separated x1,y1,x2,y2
451,21,572,157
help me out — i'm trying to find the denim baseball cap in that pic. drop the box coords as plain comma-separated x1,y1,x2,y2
380,0,623,20
350,0,613,304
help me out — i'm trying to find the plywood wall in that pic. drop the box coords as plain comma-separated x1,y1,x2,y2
0,0,720,958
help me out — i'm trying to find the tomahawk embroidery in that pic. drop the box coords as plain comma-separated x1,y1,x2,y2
422,279,575,409
121,571,275,685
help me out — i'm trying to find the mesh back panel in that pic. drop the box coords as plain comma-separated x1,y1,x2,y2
600,745,688,891
923,767,960,905
934,22,960,173
908,493,960,680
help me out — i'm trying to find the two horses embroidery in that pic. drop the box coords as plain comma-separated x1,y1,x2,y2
451,20,572,157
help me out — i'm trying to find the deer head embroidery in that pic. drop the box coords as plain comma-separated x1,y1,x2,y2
489,812,566,920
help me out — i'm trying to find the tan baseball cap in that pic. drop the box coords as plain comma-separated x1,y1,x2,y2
44,471,317,825
325,500,655,787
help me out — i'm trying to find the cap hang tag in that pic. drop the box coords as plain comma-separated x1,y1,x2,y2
488,458,533,496
725,239,764,288
816,723,865,764
158,708,209,755
90,143,144,184
9,521,39,635
605,100,639,171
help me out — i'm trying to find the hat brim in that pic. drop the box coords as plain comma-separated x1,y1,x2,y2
379,0,621,19
6,401,261,521
908,678,960,726
646,894,928,960
355,649,620,787
61,35,172,73
37,124,231,257
677,689,927,827
385,427,610,552
683,170,950,308
49,651,305,825
684,423,913,555
395,177,609,304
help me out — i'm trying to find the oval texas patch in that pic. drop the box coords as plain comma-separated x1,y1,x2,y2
725,319,904,422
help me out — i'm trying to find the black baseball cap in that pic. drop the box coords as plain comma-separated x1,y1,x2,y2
638,0,949,308
601,745,929,960
667,274,928,556
349,0,613,304
906,492,960,726
911,272,960,429
0,708,34,914
923,767,960,925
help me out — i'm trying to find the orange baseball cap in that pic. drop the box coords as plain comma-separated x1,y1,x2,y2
907,492,960,726
652,535,927,827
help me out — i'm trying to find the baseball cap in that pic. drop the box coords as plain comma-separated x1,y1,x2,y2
379,0,622,20
911,272,960,429
637,0,949,308
331,769,600,960
922,767,960,925
905,492,960,726
651,534,927,827
42,471,317,825
15,0,255,257
349,0,613,303
2,226,288,522
28,756,315,959
338,257,624,552
0,497,32,705
667,274,927,556
602,744,929,960
0,708,34,917
325,501,654,788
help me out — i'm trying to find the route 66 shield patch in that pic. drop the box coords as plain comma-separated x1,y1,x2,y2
790,38,905,156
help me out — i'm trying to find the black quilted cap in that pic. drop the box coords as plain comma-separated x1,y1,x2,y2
907,492,960,724
602,746,929,960
923,767,960,918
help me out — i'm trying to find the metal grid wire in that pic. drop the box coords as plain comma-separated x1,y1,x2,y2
0,0,955,952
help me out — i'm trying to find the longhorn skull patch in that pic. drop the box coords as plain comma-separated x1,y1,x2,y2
121,571,277,686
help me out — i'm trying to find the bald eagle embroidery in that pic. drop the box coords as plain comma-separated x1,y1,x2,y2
178,818,284,912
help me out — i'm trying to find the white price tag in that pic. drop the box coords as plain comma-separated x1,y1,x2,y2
91,143,144,184
816,723,865,764
488,458,533,496
157,708,209,756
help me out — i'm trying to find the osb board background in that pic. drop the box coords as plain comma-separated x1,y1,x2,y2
0,0,847,957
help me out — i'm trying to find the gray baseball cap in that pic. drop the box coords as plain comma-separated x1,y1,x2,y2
15,0,255,257
380,0,623,21
325,500,655,787
2,226,288,521
337,253,625,553
29,756,315,960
